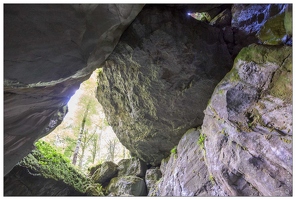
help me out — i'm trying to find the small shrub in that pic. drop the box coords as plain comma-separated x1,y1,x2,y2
197,134,206,149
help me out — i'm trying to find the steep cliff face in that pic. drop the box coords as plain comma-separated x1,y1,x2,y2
4,4,144,175
96,5,233,166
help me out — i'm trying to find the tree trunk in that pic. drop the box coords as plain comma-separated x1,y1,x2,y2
72,103,90,165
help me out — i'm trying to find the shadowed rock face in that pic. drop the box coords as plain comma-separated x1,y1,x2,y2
4,4,144,175
4,166,85,196
96,5,233,166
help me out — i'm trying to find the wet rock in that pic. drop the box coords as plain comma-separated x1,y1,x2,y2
4,4,144,175
96,4,233,166
91,161,118,186
107,176,147,196
145,168,162,195
117,158,147,178
202,44,292,196
4,166,85,196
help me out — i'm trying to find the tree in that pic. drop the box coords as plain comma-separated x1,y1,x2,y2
72,102,90,165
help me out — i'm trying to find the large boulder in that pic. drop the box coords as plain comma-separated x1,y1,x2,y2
91,161,118,186
202,44,292,196
96,4,233,166
117,158,147,178
107,176,147,196
4,4,144,175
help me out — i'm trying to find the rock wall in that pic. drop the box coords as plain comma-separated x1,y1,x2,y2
155,44,292,196
202,44,292,196
4,4,144,175
96,5,233,166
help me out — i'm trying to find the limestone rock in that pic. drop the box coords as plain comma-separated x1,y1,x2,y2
96,4,232,166
202,44,292,196
117,158,147,178
155,128,227,196
145,168,162,195
107,176,147,196
4,166,85,196
91,161,118,186
4,4,144,175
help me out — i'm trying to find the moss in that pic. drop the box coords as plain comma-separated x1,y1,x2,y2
18,140,104,196
280,137,292,144
269,58,292,103
257,13,286,45
170,146,177,154
209,174,215,184
197,134,206,149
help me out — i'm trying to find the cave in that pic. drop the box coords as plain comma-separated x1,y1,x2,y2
3,4,292,196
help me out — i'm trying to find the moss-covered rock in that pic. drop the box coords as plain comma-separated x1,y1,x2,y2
257,13,287,45
17,140,104,196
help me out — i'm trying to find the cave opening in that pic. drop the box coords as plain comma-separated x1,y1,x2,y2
39,69,130,173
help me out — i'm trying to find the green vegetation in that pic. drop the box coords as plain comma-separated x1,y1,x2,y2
18,140,104,196
209,174,215,184
197,134,206,149
170,146,177,154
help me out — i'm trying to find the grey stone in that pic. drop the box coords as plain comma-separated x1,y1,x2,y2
117,158,147,178
202,44,292,196
96,4,232,166
145,168,162,194
91,161,118,185
4,4,144,175
154,128,227,196
107,176,147,196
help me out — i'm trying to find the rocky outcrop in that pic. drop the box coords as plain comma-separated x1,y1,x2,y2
4,4,144,175
202,44,292,196
91,161,118,186
155,44,292,197
96,4,233,166
4,166,85,196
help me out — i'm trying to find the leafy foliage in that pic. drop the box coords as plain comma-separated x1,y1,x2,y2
18,140,104,196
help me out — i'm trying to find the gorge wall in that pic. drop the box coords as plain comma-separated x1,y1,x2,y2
4,4,292,196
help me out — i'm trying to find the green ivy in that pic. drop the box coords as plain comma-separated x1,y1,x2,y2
18,140,104,196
